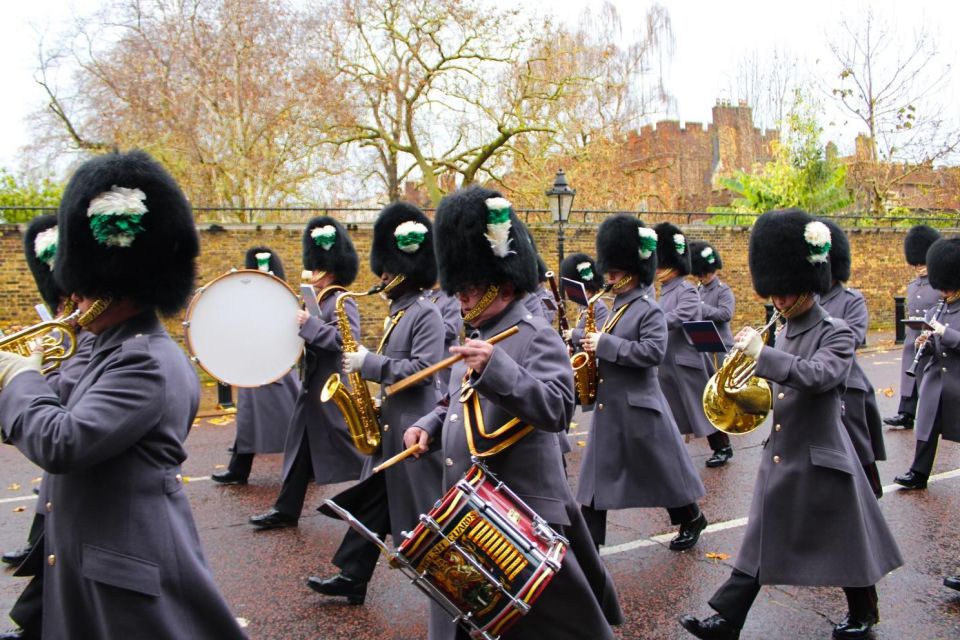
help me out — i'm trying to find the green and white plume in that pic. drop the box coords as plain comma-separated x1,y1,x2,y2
484,197,515,258
394,220,428,253
638,227,658,260
34,226,58,268
576,261,594,281
311,225,337,250
701,246,716,264
803,221,831,264
255,252,272,272
86,186,148,248
673,233,686,255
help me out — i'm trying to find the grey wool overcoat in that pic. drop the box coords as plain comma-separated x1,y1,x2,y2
0,312,247,639
698,277,735,374
357,290,445,540
413,300,623,640
575,285,705,510
234,371,299,454
657,276,720,438
819,284,886,463
915,298,960,443
900,275,941,397
735,303,903,586
283,291,366,484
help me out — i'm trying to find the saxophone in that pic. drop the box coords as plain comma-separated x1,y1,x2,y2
319,284,386,455
570,286,610,405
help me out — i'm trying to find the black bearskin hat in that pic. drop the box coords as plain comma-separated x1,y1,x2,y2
24,214,64,311
820,219,850,283
654,222,692,276
689,240,723,276
244,246,286,281
433,185,538,295
54,150,198,315
302,216,358,286
370,202,437,290
560,253,601,304
748,208,832,297
595,214,657,287
927,237,960,292
904,225,941,266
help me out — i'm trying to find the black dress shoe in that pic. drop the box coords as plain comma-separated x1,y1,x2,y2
944,576,960,591
832,612,878,639
706,447,733,468
1,546,31,567
670,513,708,551
894,470,928,490
306,573,368,605
249,509,298,529
211,470,248,485
882,413,914,429
678,613,741,639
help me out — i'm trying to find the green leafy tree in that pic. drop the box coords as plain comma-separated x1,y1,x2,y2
712,90,852,218
0,169,63,223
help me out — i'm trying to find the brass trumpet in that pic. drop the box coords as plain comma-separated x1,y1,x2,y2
0,310,82,374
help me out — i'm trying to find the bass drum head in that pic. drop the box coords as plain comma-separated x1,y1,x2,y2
185,269,304,387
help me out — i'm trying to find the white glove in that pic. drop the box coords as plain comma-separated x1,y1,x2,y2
582,332,602,353
929,319,947,336
562,329,574,343
734,327,763,359
0,351,43,391
342,345,369,374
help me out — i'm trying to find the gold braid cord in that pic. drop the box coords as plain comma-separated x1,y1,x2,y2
611,275,634,293
77,298,112,328
462,284,500,324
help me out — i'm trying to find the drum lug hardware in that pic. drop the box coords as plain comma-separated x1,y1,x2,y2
190,356,199,363
182,321,190,328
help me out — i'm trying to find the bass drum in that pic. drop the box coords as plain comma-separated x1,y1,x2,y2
184,269,303,387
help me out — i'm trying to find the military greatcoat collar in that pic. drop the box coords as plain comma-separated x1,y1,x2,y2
475,298,528,340
819,282,844,305
784,300,827,339
660,275,684,296
92,310,163,354
613,282,649,307
700,277,720,293
388,290,422,315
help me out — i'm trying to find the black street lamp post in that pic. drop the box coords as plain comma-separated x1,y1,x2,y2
545,168,576,272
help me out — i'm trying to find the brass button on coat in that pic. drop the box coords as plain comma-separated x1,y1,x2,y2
449,414,458,422
383,424,389,432
598,403,604,410
175,474,183,483
775,424,781,432
47,554,56,566
445,458,454,467
777,392,785,400
773,455,781,463
45,502,53,512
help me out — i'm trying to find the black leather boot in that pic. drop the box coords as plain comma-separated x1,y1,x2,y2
832,612,878,639
670,513,708,551
894,470,928,490
679,614,741,639
306,573,368,605
248,509,298,529
706,447,733,468
1,546,31,567
944,576,960,592
882,413,913,429
211,470,248,485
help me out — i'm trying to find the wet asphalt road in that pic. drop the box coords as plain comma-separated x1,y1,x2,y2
1,337,959,639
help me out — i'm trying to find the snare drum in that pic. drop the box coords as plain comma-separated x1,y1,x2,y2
184,269,303,387
395,463,568,639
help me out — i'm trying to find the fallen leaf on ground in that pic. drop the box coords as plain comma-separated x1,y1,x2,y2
577,440,587,447
12,506,25,513
7,483,21,491
214,464,226,470
881,387,895,398
31,477,41,484
705,552,730,561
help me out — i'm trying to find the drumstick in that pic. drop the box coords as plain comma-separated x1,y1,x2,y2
372,444,423,474
384,325,520,396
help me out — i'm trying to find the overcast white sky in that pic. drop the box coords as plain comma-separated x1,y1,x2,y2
1,0,957,174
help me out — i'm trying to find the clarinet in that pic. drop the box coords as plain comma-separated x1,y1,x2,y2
545,271,571,339
906,298,947,378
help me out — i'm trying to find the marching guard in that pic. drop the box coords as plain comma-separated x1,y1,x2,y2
249,217,366,528
884,225,941,431
817,220,886,498
680,209,902,640
560,252,610,353
310,202,445,604
402,187,623,640
654,223,733,467
576,215,708,552
0,150,247,639
212,247,299,485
